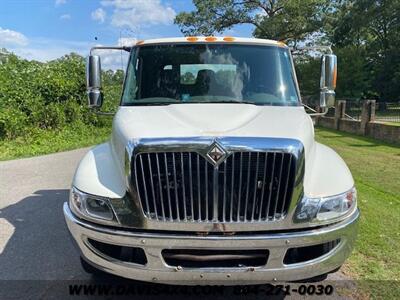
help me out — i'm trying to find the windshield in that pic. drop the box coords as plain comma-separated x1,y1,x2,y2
121,44,300,106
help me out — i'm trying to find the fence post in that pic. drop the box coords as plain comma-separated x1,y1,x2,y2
334,100,346,130
313,103,322,126
360,100,376,135
340,100,347,119
370,100,376,122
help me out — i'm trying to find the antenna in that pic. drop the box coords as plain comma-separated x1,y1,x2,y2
119,30,123,71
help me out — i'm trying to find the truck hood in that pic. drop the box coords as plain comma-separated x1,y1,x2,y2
75,104,354,202
113,104,315,155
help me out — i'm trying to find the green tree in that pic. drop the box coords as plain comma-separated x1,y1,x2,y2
329,0,400,101
294,54,320,100
175,0,331,43
181,71,196,84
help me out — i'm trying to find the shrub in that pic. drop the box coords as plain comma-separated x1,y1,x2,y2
0,51,123,140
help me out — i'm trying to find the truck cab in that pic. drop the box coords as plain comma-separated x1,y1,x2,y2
64,37,359,284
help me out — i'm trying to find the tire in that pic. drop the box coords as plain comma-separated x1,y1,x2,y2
298,273,328,283
292,266,341,283
80,256,107,277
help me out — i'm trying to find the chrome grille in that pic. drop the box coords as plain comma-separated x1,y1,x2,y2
134,151,296,222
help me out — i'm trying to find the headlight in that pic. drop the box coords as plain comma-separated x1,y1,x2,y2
294,187,357,223
69,187,117,224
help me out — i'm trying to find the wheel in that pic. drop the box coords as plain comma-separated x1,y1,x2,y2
80,256,107,277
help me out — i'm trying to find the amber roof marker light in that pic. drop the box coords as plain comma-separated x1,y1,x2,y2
205,36,218,42
223,37,235,42
186,37,199,42
277,41,287,48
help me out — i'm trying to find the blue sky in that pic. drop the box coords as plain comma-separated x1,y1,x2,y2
0,0,254,68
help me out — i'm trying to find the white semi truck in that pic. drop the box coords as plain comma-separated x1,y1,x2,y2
64,37,359,284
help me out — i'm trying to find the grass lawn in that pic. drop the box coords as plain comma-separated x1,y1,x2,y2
315,127,400,299
375,121,400,127
0,124,111,161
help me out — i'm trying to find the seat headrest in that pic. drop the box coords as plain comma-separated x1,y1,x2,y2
196,69,216,85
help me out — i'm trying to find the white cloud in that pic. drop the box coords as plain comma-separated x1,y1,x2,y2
5,36,128,70
60,14,71,20
100,51,129,70
10,38,89,62
0,27,28,47
117,37,136,47
0,26,129,70
91,8,106,23
100,0,176,30
91,41,130,70
55,0,67,6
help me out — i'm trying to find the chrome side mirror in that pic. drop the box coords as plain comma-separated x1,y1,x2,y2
320,54,337,109
87,89,103,108
86,55,103,108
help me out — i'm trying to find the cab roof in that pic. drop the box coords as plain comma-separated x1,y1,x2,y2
135,37,287,48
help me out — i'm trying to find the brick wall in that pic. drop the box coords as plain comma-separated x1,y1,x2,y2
366,122,400,144
338,119,360,135
315,100,400,145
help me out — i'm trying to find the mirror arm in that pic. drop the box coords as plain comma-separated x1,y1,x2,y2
90,46,131,55
307,110,329,117
303,103,317,112
303,103,329,116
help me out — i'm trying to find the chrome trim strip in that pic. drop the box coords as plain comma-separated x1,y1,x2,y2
230,153,235,222
222,160,227,222
281,155,292,216
237,153,243,221
273,154,284,220
189,153,194,219
147,153,158,219
212,165,219,222
204,158,209,220
265,153,276,219
181,153,188,221
139,155,150,215
172,153,180,220
259,152,268,221
155,154,166,221
244,152,251,219
251,152,259,221
196,154,201,221
164,153,173,219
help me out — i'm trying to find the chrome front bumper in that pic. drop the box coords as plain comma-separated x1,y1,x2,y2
64,203,359,285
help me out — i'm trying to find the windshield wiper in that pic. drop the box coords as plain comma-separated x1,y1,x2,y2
127,102,176,106
213,100,257,105
125,99,260,106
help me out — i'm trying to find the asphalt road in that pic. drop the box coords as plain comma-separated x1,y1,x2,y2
0,147,350,299
0,147,92,281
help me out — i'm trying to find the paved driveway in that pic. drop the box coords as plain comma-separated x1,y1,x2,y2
0,148,91,281
0,147,349,299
